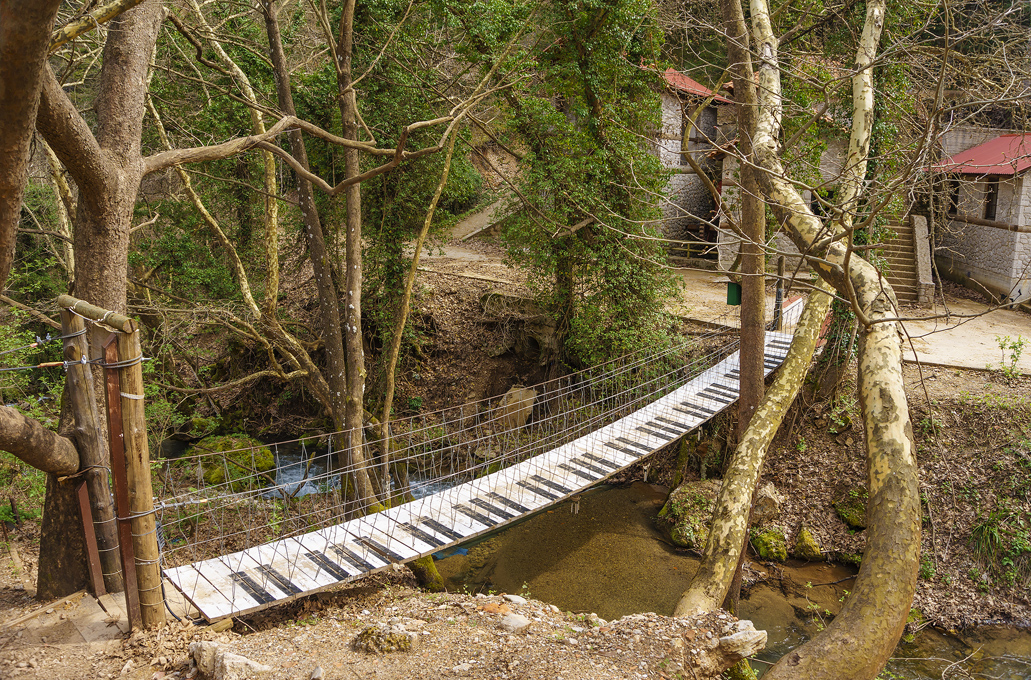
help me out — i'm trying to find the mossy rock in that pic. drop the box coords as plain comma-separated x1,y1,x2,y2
902,608,926,643
750,525,788,562
791,527,825,562
352,624,415,653
189,434,275,492
834,487,868,529
658,480,719,550
835,551,863,567
189,416,217,436
724,660,759,680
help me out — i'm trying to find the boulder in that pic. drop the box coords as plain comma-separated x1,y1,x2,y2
834,487,868,529
750,525,788,562
658,480,720,549
499,613,531,633
497,387,536,430
791,527,825,561
189,641,220,676
189,642,271,680
752,483,783,525
215,652,272,680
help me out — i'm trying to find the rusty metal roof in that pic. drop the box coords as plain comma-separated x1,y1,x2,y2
934,133,1031,176
663,68,733,104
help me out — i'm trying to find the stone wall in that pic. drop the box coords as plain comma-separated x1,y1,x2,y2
934,127,1031,302
658,93,720,244
716,127,844,271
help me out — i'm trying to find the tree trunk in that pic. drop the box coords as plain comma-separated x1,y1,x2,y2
336,0,380,510
675,279,833,616
262,0,348,433
722,0,765,618
378,130,460,492
33,0,164,600
744,0,922,676
0,0,63,288
37,473,88,599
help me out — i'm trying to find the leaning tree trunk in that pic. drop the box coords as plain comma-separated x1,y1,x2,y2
0,0,62,288
675,279,833,616
745,0,922,677
261,0,349,434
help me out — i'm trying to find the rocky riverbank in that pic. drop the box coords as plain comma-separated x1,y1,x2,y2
0,567,765,680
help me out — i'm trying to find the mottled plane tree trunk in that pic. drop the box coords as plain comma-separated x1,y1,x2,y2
682,0,920,677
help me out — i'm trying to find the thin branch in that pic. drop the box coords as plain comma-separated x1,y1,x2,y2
49,0,147,52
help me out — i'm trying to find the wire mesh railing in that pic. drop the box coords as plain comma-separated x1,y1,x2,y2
155,303,804,572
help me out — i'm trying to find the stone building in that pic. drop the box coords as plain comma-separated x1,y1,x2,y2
932,129,1031,303
656,68,731,257
717,128,933,305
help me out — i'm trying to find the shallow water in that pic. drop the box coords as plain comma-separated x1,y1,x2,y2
264,441,335,498
441,483,1031,679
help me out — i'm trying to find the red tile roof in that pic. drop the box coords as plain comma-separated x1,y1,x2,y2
933,134,1031,176
663,68,732,104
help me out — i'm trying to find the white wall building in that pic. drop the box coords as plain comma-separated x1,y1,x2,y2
933,131,1031,303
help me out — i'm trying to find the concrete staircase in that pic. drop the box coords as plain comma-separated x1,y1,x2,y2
874,217,933,305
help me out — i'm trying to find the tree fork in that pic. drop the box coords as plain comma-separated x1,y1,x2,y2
745,0,921,675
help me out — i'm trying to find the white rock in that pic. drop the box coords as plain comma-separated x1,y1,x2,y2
499,614,531,634
190,641,220,676
214,651,272,680
310,666,324,680
503,594,527,605
717,620,767,661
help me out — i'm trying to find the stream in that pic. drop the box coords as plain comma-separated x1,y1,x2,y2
434,482,1031,679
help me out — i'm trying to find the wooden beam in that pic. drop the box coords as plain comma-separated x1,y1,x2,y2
61,309,123,594
951,213,1029,233
56,295,136,333
102,338,141,630
115,330,165,628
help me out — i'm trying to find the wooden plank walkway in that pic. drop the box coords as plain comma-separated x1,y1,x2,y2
165,322,798,621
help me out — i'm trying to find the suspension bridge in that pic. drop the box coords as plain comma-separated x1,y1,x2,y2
160,300,803,622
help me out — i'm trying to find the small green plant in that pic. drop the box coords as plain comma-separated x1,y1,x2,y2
407,396,423,412
918,554,936,580
989,335,1026,379
970,500,1030,588
916,415,942,438
802,581,827,631
796,435,807,453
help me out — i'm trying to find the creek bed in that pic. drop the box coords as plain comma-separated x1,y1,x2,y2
438,482,1031,679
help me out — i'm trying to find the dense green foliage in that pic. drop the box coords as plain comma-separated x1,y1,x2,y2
490,0,679,365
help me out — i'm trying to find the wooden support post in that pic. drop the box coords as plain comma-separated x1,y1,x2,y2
103,338,142,630
75,481,106,596
115,330,165,628
60,309,123,594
